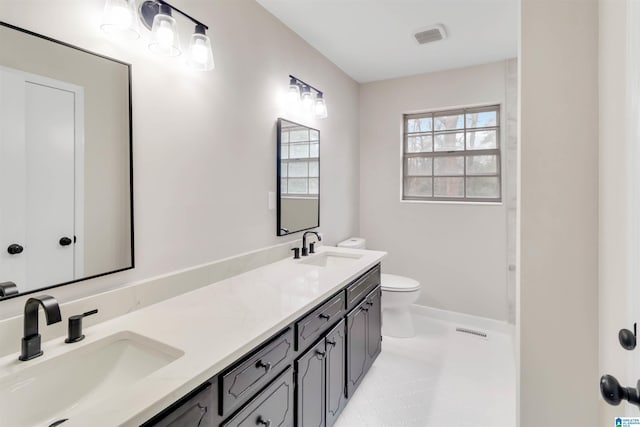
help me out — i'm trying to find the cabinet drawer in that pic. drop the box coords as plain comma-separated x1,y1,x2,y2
142,382,216,427
346,265,380,311
220,328,295,417
221,366,294,427
295,292,345,351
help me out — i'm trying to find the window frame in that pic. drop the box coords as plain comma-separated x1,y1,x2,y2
402,104,502,203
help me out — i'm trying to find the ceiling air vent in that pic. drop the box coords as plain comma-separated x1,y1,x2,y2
413,24,447,45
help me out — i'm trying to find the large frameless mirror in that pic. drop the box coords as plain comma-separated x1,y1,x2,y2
277,118,320,236
0,22,133,300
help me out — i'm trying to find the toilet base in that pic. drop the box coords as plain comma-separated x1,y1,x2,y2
382,307,415,338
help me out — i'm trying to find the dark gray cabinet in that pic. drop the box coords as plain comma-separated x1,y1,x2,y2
365,288,382,372
296,318,346,427
346,300,367,398
221,367,294,427
325,319,347,427
345,265,380,310
220,328,295,417
296,339,326,427
295,292,345,351
142,382,219,427
346,287,381,398
142,264,381,427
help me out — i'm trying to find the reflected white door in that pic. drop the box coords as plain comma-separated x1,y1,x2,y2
0,67,84,292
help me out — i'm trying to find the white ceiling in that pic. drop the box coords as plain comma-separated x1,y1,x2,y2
256,0,518,83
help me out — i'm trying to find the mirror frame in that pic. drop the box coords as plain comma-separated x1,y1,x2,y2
0,22,135,300
276,118,320,236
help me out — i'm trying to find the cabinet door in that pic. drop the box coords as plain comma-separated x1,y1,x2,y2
346,302,368,398
296,340,326,427
365,288,382,370
325,319,346,427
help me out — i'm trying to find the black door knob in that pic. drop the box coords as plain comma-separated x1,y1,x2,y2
600,374,640,407
620,328,637,350
59,237,72,246
7,244,23,255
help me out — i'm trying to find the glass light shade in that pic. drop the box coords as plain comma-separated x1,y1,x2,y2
287,79,301,109
300,86,314,112
314,94,328,119
149,12,181,57
187,31,215,71
100,0,140,40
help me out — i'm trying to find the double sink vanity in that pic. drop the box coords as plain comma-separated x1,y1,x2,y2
0,246,386,427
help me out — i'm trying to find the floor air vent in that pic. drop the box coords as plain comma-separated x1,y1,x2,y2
456,327,488,339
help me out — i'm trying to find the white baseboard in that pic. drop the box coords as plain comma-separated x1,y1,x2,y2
410,304,515,336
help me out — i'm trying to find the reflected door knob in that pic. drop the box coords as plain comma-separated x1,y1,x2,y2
59,237,72,246
619,323,637,350
7,244,23,255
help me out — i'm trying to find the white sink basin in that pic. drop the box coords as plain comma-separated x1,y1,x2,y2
299,251,362,267
0,331,183,427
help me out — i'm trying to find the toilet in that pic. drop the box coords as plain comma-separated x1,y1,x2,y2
337,238,421,338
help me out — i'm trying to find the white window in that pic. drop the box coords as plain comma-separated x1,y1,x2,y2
402,105,501,202
280,124,319,197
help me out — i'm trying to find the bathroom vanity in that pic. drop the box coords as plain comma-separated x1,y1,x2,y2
0,246,385,427
142,262,381,427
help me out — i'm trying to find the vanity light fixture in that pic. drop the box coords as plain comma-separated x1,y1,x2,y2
100,0,140,40
102,0,215,70
314,93,328,119
148,3,180,57
287,77,301,108
186,24,215,71
287,75,328,119
300,85,314,112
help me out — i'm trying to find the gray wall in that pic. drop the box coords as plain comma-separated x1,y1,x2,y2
0,0,360,318
519,0,599,424
359,60,516,322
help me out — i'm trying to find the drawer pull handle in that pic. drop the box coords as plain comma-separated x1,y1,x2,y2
319,313,331,320
256,360,272,372
327,340,337,347
257,416,272,427
362,307,370,312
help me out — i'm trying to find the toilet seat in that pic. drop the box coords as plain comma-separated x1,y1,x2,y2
381,274,420,292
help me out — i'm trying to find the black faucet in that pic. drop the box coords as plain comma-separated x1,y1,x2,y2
0,281,19,297
302,231,322,256
19,295,62,361
65,309,98,343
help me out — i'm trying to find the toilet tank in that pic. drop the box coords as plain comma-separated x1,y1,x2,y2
337,237,366,249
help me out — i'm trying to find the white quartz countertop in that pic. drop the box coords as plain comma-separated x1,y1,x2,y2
0,246,385,427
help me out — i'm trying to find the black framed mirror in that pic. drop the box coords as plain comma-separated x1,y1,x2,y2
277,118,320,236
0,22,134,300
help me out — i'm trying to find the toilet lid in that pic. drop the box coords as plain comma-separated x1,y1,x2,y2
381,274,420,292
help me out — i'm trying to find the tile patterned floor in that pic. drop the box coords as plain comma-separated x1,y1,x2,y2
334,312,516,427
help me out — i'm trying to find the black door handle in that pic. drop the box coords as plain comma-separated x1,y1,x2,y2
59,237,72,246
619,323,637,350
256,417,271,427
7,244,23,255
600,374,640,407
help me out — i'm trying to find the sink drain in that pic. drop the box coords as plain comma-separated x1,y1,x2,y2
49,419,68,427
